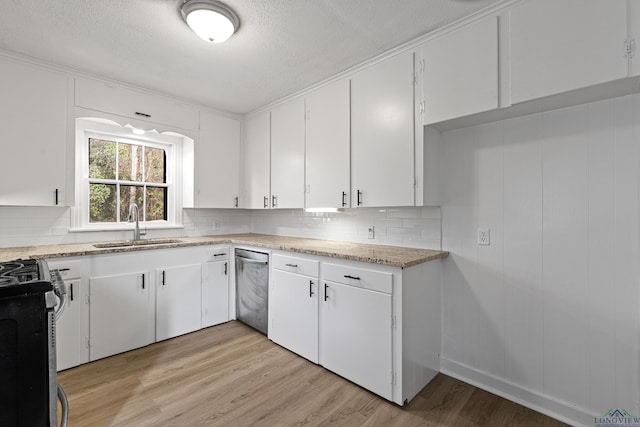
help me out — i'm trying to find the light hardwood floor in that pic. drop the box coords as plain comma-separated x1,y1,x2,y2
58,321,567,426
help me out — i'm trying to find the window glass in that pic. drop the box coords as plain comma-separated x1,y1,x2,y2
118,142,143,182
89,183,117,222
146,186,167,221
119,185,144,222
87,137,168,224
145,146,166,184
88,139,116,180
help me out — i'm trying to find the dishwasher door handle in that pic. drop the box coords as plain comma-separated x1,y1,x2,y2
236,257,268,265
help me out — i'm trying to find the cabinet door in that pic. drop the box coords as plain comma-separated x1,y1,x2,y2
56,279,88,371
271,99,305,209
156,264,202,341
423,16,499,124
75,78,197,130
202,260,230,328
351,51,415,207
89,272,152,361
305,80,351,209
196,111,240,208
0,58,68,206
321,281,392,400
242,112,271,209
509,0,628,104
270,269,319,363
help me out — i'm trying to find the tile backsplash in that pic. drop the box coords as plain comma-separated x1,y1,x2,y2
0,205,441,249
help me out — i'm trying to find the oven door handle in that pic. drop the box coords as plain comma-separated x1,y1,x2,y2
58,385,69,427
51,270,68,320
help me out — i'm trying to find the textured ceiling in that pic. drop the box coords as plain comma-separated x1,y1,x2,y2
0,0,503,114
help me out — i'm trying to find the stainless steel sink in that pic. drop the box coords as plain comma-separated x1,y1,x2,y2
93,239,184,249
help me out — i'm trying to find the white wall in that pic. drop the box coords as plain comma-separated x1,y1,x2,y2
0,207,251,247
251,206,442,249
440,94,640,425
0,206,441,249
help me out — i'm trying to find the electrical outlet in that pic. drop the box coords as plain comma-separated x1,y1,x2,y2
478,228,490,246
368,225,375,239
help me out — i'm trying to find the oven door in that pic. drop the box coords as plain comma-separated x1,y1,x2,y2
0,285,52,427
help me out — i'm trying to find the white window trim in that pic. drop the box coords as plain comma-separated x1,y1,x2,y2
71,117,188,232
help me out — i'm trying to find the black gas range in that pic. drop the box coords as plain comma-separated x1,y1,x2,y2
0,258,68,427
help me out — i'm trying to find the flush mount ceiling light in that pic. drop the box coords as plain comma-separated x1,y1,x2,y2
179,0,240,43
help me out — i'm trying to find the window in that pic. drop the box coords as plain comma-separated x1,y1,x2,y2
88,138,167,223
72,118,189,231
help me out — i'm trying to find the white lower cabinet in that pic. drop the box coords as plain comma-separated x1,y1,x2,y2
266,250,442,406
156,264,203,341
270,254,319,363
202,258,230,328
89,271,152,361
51,245,230,365
54,278,85,370
321,280,392,400
47,257,90,371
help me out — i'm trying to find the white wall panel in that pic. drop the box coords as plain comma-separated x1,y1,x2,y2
472,121,505,378
541,105,590,408
441,126,478,367
441,93,640,424
586,99,617,409
502,114,544,392
613,95,640,414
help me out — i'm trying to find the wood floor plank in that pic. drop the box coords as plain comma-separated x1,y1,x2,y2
58,321,569,427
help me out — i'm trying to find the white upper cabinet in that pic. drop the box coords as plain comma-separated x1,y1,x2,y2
270,98,305,209
422,16,499,125
509,0,628,104
351,51,415,208
305,80,351,209
241,112,271,209
75,77,197,130
0,57,69,206
630,1,640,77
196,111,241,208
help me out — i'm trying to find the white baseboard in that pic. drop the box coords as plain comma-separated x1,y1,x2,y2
440,357,595,427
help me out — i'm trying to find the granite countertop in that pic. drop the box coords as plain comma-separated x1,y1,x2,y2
0,233,448,268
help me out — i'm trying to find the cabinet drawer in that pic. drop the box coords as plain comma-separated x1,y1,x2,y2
323,263,392,294
46,258,89,280
75,77,197,130
272,254,319,277
207,247,230,261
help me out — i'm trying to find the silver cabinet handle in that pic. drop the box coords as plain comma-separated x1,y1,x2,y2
234,196,239,208
272,195,277,208
263,196,268,208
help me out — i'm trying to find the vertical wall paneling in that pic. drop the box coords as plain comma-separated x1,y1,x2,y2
502,114,544,392
541,105,590,408
441,125,478,367
474,121,505,379
613,95,640,414
441,93,640,424
586,99,617,409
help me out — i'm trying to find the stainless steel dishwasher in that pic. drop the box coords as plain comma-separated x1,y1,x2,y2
235,249,269,335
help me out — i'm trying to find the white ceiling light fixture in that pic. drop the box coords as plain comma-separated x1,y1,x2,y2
179,0,240,43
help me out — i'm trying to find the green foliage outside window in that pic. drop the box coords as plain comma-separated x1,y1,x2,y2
88,138,167,223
